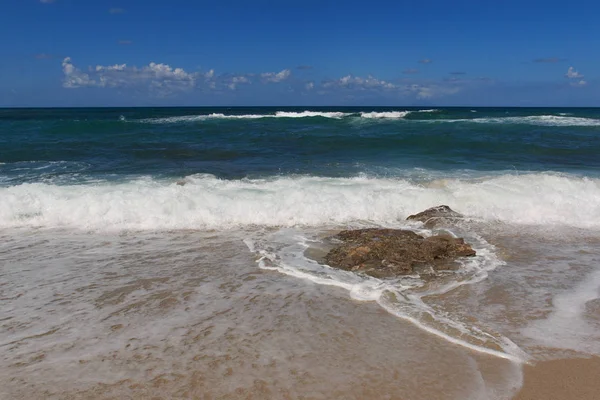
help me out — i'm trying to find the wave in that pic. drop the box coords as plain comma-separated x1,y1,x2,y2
1,173,600,230
139,111,351,123
462,115,600,126
137,111,600,126
359,109,440,119
360,111,411,119
137,109,444,123
274,111,350,118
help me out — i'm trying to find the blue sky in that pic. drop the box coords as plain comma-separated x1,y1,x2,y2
1,0,598,107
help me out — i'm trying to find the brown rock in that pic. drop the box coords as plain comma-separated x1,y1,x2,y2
406,205,464,228
324,228,476,279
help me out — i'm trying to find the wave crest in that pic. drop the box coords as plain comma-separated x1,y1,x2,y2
1,173,599,230
467,115,600,126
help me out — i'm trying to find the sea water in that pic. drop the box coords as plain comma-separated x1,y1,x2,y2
1,107,600,399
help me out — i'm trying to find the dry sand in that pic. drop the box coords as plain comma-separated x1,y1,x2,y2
514,357,600,400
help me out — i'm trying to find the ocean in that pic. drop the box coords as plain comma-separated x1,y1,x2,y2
1,107,600,399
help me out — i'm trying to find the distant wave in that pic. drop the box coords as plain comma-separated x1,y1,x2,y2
134,111,600,126
137,109,444,124
140,111,351,123
274,111,350,119
455,115,600,127
360,111,411,119
360,109,440,119
2,173,599,230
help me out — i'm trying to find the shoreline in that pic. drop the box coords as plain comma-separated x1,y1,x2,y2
514,357,600,400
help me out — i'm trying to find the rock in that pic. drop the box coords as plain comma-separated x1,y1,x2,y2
324,228,476,279
406,205,464,228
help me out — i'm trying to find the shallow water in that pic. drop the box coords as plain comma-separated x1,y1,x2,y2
0,228,523,400
1,222,599,399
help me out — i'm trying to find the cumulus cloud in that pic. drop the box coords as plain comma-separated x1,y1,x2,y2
60,58,294,95
565,66,584,79
62,57,97,88
261,69,291,83
223,75,251,90
61,58,197,93
318,72,474,101
404,83,461,99
419,59,433,64
59,58,472,100
571,79,587,87
322,75,396,91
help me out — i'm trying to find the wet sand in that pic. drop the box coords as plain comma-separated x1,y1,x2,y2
2,227,600,399
514,357,600,400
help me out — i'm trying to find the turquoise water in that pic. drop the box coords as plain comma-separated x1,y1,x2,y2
2,106,600,229
2,107,600,185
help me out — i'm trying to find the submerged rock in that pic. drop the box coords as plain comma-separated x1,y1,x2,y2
324,228,476,279
406,205,464,228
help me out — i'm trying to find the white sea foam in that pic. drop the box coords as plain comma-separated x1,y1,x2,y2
246,228,528,362
459,115,600,126
140,111,350,123
359,109,438,119
522,267,600,354
1,173,600,230
138,110,445,123
273,111,350,118
360,111,411,119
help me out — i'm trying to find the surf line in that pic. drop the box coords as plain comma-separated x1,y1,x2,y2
249,242,529,364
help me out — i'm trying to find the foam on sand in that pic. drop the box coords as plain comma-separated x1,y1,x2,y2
245,228,528,362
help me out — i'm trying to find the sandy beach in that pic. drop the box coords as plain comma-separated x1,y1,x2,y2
514,357,600,400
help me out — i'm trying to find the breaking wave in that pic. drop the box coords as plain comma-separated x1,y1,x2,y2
137,109,444,124
139,111,351,123
1,173,599,230
460,115,600,126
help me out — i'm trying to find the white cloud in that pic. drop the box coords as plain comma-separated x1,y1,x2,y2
59,58,471,100
319,73,469,100
571,79,587,87
261,69,291,83
61,58,197,94
404,83,461,99
225,75,251,90
96,64,127,72
419,59,433,64
61,58,295,95
565,66,584,79
323,75,396,91
62,57,97,88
